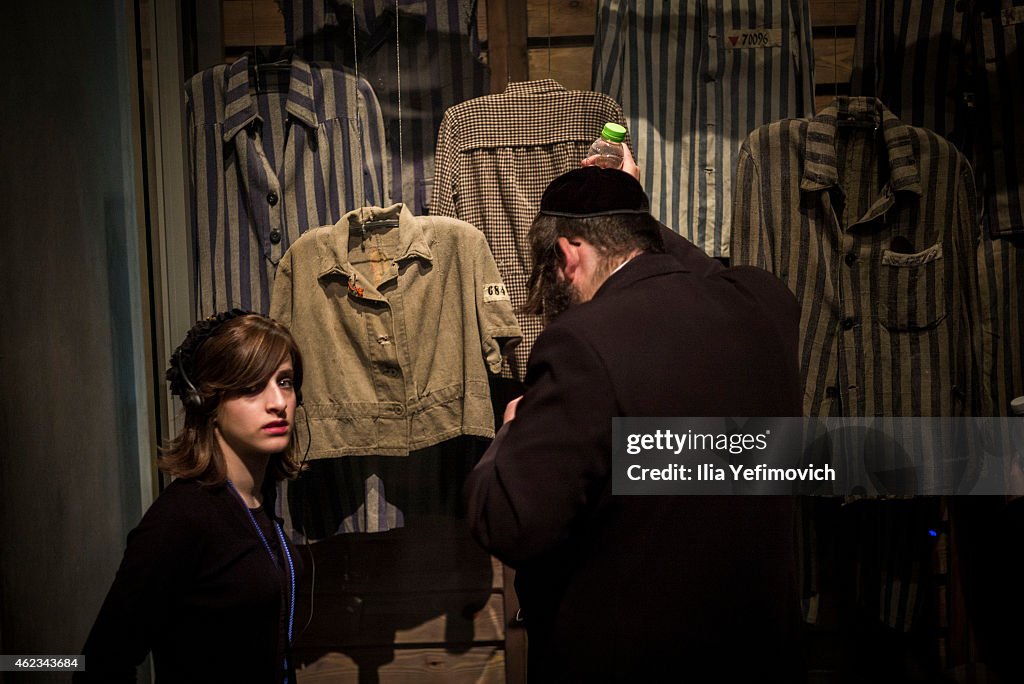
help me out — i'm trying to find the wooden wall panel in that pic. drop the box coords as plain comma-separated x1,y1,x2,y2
527,0,597,38
297,648,505,683
816,93,841,113
220,2,860,97
290,525,507,681
223,0,285,47
814,36,856,85
295,592,506,649
528,46,592,91
809,0,861,27
488,0,529,91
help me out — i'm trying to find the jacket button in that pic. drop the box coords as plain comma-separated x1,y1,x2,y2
844,253,855,266
269,229,282,244
267,191,279,206
841,317,856,330
392,405,405,415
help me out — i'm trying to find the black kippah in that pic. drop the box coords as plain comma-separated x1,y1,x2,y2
539,166,650,218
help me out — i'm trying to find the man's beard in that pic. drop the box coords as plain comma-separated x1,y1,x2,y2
541,276,579,323
540,258,616,323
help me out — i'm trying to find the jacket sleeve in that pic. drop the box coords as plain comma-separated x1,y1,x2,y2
956,161,988,416
730,140,773,270
269,247,294,329
469,227,522,373
464,321,618,567
430,109,464,219
76,488,203,682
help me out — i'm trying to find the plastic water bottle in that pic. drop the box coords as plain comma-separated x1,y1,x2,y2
588,122,627,169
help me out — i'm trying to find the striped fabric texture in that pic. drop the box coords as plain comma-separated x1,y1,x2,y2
968,2,1024,417
974,1,1024,238
732,99,987,642
853,0,1024,240
430,79,627,380
186,55,390,316
731,97,986,419
852,0,1024,416
592,0,815,258
851,0,968,144
282,0,490,215
978,237,1024,417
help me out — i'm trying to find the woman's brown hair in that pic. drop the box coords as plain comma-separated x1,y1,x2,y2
160,314,304,485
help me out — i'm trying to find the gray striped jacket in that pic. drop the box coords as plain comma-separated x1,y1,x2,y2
281,0,490,215
593,0,816,258
851,0,1024,417
186,55,390,316
731,97,987,419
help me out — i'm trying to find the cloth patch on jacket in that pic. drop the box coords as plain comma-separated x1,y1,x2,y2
881,242,943,267
724,28,783,48
483,283,510,302
1002,7,1024,26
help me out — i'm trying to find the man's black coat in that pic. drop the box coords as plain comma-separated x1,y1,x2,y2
466,251,805,682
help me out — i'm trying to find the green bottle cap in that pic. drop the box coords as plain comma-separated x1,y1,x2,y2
601,122,627,143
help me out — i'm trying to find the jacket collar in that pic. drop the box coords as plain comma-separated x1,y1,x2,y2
503,79,567,97
317,204,434,280
222,55,320,142
800,97,922,197
592,252,688,300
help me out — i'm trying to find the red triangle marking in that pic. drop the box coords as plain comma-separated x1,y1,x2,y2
729,35,739,46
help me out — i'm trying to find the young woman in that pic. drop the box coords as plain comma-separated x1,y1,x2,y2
78,310,304,683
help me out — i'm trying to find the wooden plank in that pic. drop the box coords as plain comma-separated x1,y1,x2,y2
813,36,855,85
491,555,504,589
297,648,505,683
527,1,852,37
501,564,527,684
222,0,285,47
295,524,496,595
528,0,597,38
528,46,592,91
815,93,839,114
295,591,506,648
289,527,505,652
395,593,504,645
809,0,860,27
488,0,529,92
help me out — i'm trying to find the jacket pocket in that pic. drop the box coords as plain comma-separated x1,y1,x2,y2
878,242,947,332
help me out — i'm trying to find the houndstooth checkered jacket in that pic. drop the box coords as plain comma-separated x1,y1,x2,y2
430,80,626,379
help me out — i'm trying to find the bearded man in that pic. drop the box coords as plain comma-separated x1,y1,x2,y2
465,166,807,682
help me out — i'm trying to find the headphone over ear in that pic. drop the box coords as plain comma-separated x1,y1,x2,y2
177,362,206,412
167,309,255,413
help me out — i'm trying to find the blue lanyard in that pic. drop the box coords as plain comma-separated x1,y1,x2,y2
226,480,296,681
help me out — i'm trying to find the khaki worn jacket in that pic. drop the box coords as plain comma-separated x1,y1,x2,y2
271,204,522,458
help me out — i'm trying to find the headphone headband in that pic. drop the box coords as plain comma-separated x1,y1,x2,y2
167,308,255,410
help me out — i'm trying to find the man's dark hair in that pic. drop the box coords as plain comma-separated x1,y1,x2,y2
523,212,665,317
